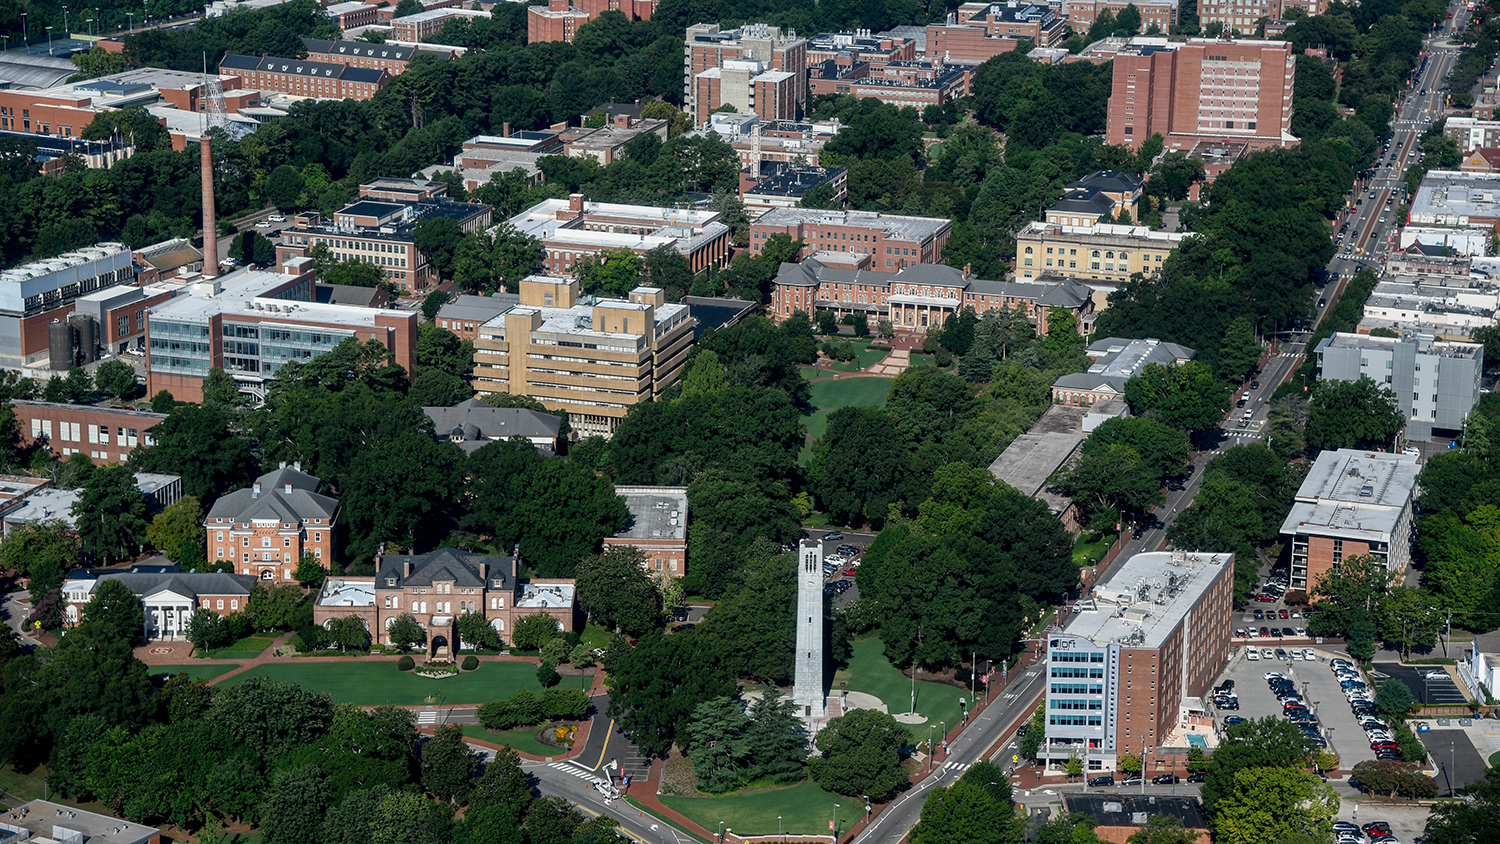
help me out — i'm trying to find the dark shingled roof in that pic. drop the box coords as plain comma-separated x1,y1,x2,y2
375,548,517,590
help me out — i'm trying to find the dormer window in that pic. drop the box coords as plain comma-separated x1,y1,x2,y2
490,578,504,589
386,577,397,586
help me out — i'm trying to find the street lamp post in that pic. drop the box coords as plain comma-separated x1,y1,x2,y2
927,724,934,772
1451,741,1457,797
63,7,69,35
126,12,133,31
718,821,723,843
940,721,946,755
1,36,8,51
778,816,782,844
863,795,870,823
45,26,52,56
832,803,839,841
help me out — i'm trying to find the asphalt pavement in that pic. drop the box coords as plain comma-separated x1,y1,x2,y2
1419,728,1489,796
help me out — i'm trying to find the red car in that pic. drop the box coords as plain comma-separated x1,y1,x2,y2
1253,594,1277,602
1370,741,1397,750
1278,609,1290,619
843,569,857,577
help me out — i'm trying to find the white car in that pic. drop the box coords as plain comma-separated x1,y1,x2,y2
1248,628,1261,638
269,214,285,222
1247,648,1260,661
1262,648,1275,659
1303,648,1316,660
1265,672,1286,681
1425,670,1448,680
255,220,271,228
1289,650,1302,660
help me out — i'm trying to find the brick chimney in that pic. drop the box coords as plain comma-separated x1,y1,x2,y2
478,561,488,582
201,137,218,278
404,559,414,579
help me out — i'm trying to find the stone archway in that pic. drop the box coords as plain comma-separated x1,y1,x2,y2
431,634,450,659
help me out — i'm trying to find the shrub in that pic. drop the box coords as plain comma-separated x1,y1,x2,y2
294,624,327,653
462,655,479,671
933,347,953,367
397,655,415,671
479,687,591,730
537,662,561,688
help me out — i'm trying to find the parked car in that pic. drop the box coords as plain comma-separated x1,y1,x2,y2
1279,609,1290,619
1120,776,1144,787
1187,772,1206,783
1089,775,1115,787
1246,648,1260,660
1275,648,1290,660
824,532,844,541
1152,775,1179,785
1254,610,1265,620
1254,593,1277,602
1304,648,1316,660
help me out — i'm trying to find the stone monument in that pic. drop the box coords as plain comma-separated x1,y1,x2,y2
793,538,827,722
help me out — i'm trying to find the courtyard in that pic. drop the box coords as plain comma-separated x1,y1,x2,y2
220,660,540,706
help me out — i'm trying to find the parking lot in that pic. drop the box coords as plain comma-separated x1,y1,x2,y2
1374,661,1468,706
1213,647,1377,771
1418,727,1489,796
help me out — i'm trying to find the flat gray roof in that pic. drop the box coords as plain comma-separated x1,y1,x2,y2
149,268,391,328
1411,170,1500,224
1278,449,1417,541
1319,331,1482,360
989,432,1083,497
611,485,688,542
1,800,159,844
1056,551,1234,650
755,207,950,241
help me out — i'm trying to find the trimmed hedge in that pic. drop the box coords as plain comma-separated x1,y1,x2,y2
478,687,591,730
397,655,415,671
462,655,479,671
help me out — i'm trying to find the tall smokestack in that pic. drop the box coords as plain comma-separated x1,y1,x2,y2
201,137,218,278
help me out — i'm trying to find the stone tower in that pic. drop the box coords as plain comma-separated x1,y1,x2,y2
792,538,827,721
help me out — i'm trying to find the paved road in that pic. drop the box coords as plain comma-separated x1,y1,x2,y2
852,659,1048,843
1419,727,1489,797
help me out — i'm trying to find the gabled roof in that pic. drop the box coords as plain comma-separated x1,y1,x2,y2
301,38,415,62
205,464,338,524
98,571,258,600
1037,277,1094,307
375,548,517,590
892,262,967,288
423,398,562,451
1066,170,1144,194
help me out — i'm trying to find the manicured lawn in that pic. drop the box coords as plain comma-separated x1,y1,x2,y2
222,660,539,705
909,351,937,368
659,778,860,836
824,345,890,373
1073,533,1113,566
833,637,969,732
577,621,613,652
460,724,563,757
799,366,826,382
204,634,276,659
1491,750,1500,768
808,377,890,410
150,663,241,682
0,764,93,811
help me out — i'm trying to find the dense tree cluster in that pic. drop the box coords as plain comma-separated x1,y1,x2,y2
683,688,806,793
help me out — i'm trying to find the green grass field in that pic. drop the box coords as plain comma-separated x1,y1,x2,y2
1490,750,1500,768
150,663,242,682
460,724,561,757
221,660,540,705
659,778,861,836
799,366,826,382
824,345,890,373
0,764,94,811
808,377,891,411
1073,534,1113,566
834,638,970,732
204,634,277,660
577,621,613,652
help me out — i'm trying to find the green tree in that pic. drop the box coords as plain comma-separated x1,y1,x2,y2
1217,316,1261,385
73,464,150,564
1424,765,1500,844
94,359,138,400
1034,813,1104,844
1378,586,1440,660
1124,361,1232,433
185,607,231,651
809,406,913,527
414,217,466,281
456,610,502,651
387,614,425,652
603,628,737,757
149,390,176,413
684,695,752,793
574,248,641,298
422,290,451,322
231,229,276,267
0,519,78,585
259,765,331,844
1306,377,1404,452
1376,678,1418,723
421,724,476,804
202,367,243,406
510,614,560,651
129,404,258,506
808,708,912,799
1201,717,1313,817
70,45,127,81
1212,766,1338,844
574,546,663,638
266,164,305,213
911,778,1018,844
81,577,146,644
145,495,205,565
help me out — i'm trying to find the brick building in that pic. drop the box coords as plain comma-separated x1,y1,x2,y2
805,30,915,68
390,8,492,42
749,207,952,271
144,259,419,404
1045,171,1144,226
685,23,809,127
206,463,339,582
926,3,1069,63
73,280,187,355
1014,221,1189,284
807,59,971,109
300,38,419,75
1279,449,1418,594
0,67,254,142
62,571,258,639
10,401,166,465
324,1,379,28
1105,37,1296,152
1040,550,1235,773
1195,0,1326,35
1061,0,1178,31
770,258,1095,335
528,0,658,44
604,486,688,577
312,548,578,656
218,54,389,101
1443,117,1500,153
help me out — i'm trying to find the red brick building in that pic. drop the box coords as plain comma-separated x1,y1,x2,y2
218,54,390,101
324,1,378,28
685,23,808,126
206,463,339,582
10,400,166,465
748,207,952,271
604,486,688,578
313,548,578,656
528,0,657,44
1106,37,1296,152
300,38,421,75
1061,0,1179,32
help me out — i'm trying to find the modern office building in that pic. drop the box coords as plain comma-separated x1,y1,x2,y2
1015,221,1189,284
770,258,1095,335
685,23,809,126
144,258,418,404
807,58,972,109
748,207,952,271
505,194,731,277
805,30,916,68
1105,37,1296,151
1315,332,1483,438
1040,550,1235,772
0,242,134,371
740,163,848,212
1195,0,1326,35
1279,449,1419,593
603,485,689,577
1052,337,1196,406
469,276,695,437
218,54,390,101
1443,117,1500,153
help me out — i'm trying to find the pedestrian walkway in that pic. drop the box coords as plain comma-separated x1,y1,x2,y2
866,348,910,376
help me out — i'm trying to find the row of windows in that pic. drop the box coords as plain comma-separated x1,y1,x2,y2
1050,684,1105,695
1049,666,1105,678
1048,715,1103,726
1050,699,1103,710
1051,652,1106,663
